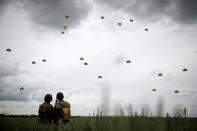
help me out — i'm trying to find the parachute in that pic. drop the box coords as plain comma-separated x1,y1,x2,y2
65,16,69,19
145,28,149,31
6,48,11,52
61,31,65,34
42,59,46,62
84,62,88,65
20,87,24,90
130,19,133,22
158,73,163,76
174,90,179,93
126,60,131,63
98,75,102,79
80,57,84,60
101,16,104,19
32,61,36,64
118,23,122,26
152,89,156,91
182,68,188,72
63,26,67,29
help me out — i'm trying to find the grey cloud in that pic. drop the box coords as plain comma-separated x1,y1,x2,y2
0,90,30,102
99,83,111,115
0,0,9,12
0,63,20,78
113,54,126,65
1,0,92,30
0,61,28,101
0,60,21,91
96,0,197,25
0,59,39,102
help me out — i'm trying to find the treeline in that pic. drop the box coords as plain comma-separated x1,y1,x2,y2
0,114,38,117
0,114,81,118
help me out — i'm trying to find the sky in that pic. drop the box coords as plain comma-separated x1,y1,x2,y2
0,0,197,116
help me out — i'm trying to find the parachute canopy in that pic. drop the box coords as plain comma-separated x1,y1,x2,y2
126,60,131,64
98,75,102,79
145,28,149,31
6,48,11,52
152,89,156,91
130,19,133,22
182,68,188,72
20,87,24,90
101,16,104,19
158,73,163,76
63,26,67,29
42,59,46,62
32,61,36,64
174,90,179,93
84,62,88,65
65,16,69,19
118,22,122,26
80,57,84,60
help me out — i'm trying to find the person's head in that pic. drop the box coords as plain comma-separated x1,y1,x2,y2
56,92,64,101
44,94,52,103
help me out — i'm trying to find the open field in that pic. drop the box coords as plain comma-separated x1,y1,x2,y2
0,116,197,131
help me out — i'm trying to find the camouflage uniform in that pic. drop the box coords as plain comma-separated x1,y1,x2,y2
38,102,53,123
54,100,71,124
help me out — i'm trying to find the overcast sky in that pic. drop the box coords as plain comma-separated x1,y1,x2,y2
0,0,197,116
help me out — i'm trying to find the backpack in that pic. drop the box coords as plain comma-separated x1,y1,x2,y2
59,103,71,121
62,107,71,121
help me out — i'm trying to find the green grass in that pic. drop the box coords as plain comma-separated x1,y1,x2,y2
0,116,197,131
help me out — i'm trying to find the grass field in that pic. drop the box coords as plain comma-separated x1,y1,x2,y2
0,116,197,131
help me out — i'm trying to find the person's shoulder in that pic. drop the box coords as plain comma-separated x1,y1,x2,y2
40,103,52,108
45,103,53,108
49,104,53,108
39,103,46,112
39,103,45,107
63,100,70,107
61,100,69,104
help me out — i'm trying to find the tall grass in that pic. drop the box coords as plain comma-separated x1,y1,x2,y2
0,116,197,131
